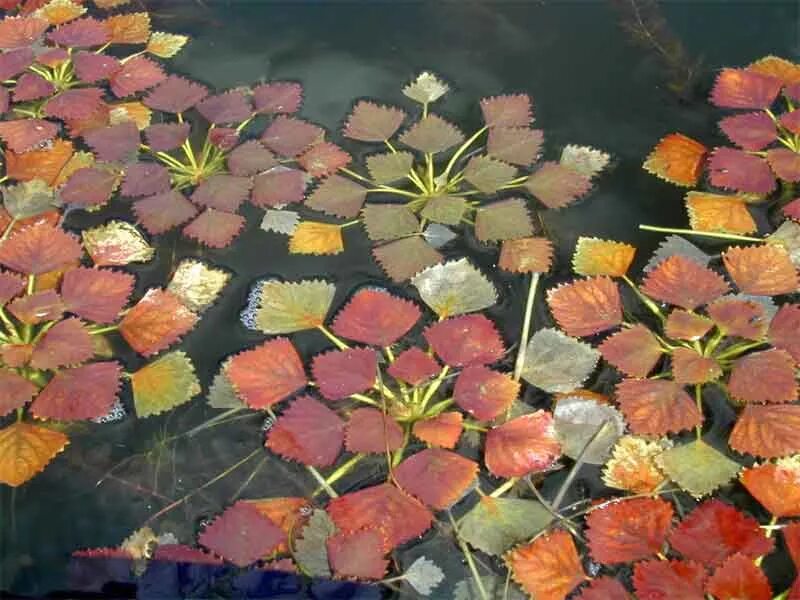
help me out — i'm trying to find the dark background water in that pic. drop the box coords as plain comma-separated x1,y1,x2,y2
1,0,799,596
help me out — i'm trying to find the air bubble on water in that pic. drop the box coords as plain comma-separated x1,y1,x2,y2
240,278,267,330
92,398,126,424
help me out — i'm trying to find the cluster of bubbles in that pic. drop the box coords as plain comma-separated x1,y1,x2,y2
240,279,268,330
92,399,127,424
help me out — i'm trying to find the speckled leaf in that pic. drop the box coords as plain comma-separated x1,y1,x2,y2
82,220,154,266
167,259,229,313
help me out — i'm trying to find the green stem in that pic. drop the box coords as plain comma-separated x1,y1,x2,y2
350,393,380,407
513,273,539,382
694,385,703,440
312,454,365,497
420,366,450,408
88,324,119,336
715,340,768,361
489,477,518,498
447,510,489,600
317,325,349,350
639,224,763,243
622,274,665,322
442,126,488,181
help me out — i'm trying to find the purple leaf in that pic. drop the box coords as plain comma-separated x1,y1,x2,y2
120,162,171,198
183,208,245,248
227,140,277,176
252,81,302,114
251,167,309,207
12,73,54,102
144,76,209,114
0,47,34,80
72,51,121,83
767,148,800,182
718,112,777,151
191,174,253,212
133,190,197,235
710,68,782,109
524,162,592,209
47,17,110,48
196,89,253,125
708,147,776,194
305,174,367,219
487,126,544,166
261,115,324,157
60,167,119,208
144,122,190,152
480,94,533,128
84,121,140,162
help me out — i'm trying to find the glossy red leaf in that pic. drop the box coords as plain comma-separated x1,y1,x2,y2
707,297,768,340
344,407,403,453
485,411,561,478
708,147,775,195
266,395,344,467
144,122,190,152
506,529,585,600
331,288,420,347
632,559,706,600
343,101,405,142
0,119,59,153
191,174,252,212
30,317,93,370
261,115,324,158
119,288,198,356
252,81,302,114
640,255,729,310
311,347,377,401
728,349,797,404
730,404,800,458
711,68,782,109
0,222,81,275
453,365,519,421
227,140,277,176
724,245,798,296
183,209,245,248
225,338,306,409
575,577,631,600
0,16,48,48
60,166,119,208
423,314,505,367
0,371,37,417
768,303,800,363
395,448,478,510
615,378,702,435
297,141,350,177
198,501,286,567
0,47,34,80
133,190,197,235
30,361,121,420
719,112,777,150
586,497,673,564
327,483,433,549
668,499,774,567
60,267,134,324
327,529,388,580
706,553,772,600
251,167,308,207
13,72,54,102
480,94,532,128
525,161,592,209
109,55,166,98
671,347,722,384
73,51,120,83
599,323,663,377
143,76,208,114
547,276,622,337
412,412,462,449
8,289,64,324
386,347,440,385
741,459,800,517
0,270,24,305
196,89,252,125
47,17,109,47
83,121,139,162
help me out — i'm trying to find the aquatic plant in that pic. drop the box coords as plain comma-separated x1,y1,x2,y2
642,56,800,239
0,213,228,486
261,72,609,281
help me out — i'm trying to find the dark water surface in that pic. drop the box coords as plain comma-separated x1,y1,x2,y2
1,0,798,596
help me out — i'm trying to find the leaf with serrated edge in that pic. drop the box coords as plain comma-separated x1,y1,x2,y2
475,198,533,242
260,209,299,235
460,496,551,556
254,279,335,334
362,204,419,241
402,72,449,104
0,422,68,487
343,101,405,142
131,351,200,418
412,258,497,317
82,220,154,267
420,195,467,226
645,235,711,272
656,439,741,498
207,368,244,409
289,221,344,255
423,223,457,248
560,144,611,179
403,556,445,597
366,151,414,184
463,155,517,194
553,397,625,464
167,259,229,313
294,509,336,577
573,237,636,277
399,114,464,154
643,133,707,187
768,220,800,268
521,328,600,393
506,529,585,600
487,126,543,166
686,192,757,234
373,237,443,283
603,435,671,494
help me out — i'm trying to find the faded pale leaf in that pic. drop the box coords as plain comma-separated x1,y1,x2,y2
521,328,600,393
260,209,299,235
644,234,711,272
460,496,551,556
412,258,498,317
167,259,230,312
573,237,636,277
553,397,626,464
768,220,800,268
656,439,741,498
3,179,57,220
294,509,336,578
402,72,449,104
603,435,672,494
207,368,244,409
254,279,335,334
366,151,414,184
423,223,456,248
403,556,445,597
560,144,611,179
82,221,154,266
146,31,188,58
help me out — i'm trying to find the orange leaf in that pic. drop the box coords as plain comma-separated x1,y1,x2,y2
707,297,769,340
768,303,800,363
664,309,713,341
225,338,306,409
546,276,623,337
741,457,800,517
748,56,800,85
104,12,150,43
671,347,722,384
586,497,673,564
598,324,663,377
686,192,757,234
248,496,309,555
506,529,585,600
453,365,519,420
723,245,799,296
572,237,636,277
728,349,797,404
485,411,561,478
632,559,707,599
615,378,702,436
706,553,772,600
288,222,344,255
641,255,729,310
730,404,800,458
412,412,462,449
6,138,74,185
643,133,707,187
0,422,68,487
498,236,554,274
119,288,198,356
602,435,670,494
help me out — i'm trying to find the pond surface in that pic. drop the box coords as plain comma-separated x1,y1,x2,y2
1,0,798,596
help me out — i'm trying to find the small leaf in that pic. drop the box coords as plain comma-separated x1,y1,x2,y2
131,351,200,418
402,72,449,104
643,133,707,187
423,223,457,248
599,324,663,377
547,276,623,337
343,101,405,142
30,317,93,370
7,138,74,186
0,371,37,418
260,209,299,235
708,147,775,195
294,509,336,577
167,259,230,313
560,144,611,179
707,296,769,340
499,237,553,273
553,397,625,464
460,496,551,556
0,422,68,487
143,75,208,114
463,155,517,194
3,179,57,219
656,439,741,498
741,457,800,517
60,166,120,208
506,529,585,600
133,190,197,235
109,56,165,98
403,556,445,597
207,369,244,410
480,94,532,128
424,314,505,367
730,404,800,458
227,140,277,176
488,126,543,166
665,309,713,341
412,412,462,449
525,162,592,209
105,12,151,44
226,338,306,409
191,174,252,212
395,448,478,509
305,174,367,219
640,255,729,310
671,347,722,384
485,411,561,478
183,209,245,249
399,114,464,154
83,121,140,163
82,221,154,266
615,378,701,436
710,68,782,109
146,31,188,58
412,258,498,318
420,195,466,226
386,347,440,386
586,497,673,564
602,435,671,494
119,288,197,357
289,221,344,255
574,577,632,600
8,290,64,325
250,279,335,334
372,237,443,283
266,395,344,467
331,287,420,347
521,327,600,393
573,237,635,277
199,501,286,567
144,122,190,151
723,244,798,296
454,365,519,421
297,141,351,177
362,204,419,241
474,198,533,242
261,115,324,158
252,167,309,207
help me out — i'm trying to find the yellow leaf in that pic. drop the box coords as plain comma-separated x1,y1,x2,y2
131,351,200,418
109,101,152,130
289,222,344,255
748,55,800,85
105,13,151,44
54,150,95,187
35,0,86,25
573,237,636,277
252,279,335,334
685,192,757,234
0,422,69,487
146,31,189,58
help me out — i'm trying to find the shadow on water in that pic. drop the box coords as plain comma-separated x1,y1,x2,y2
1,0,798,596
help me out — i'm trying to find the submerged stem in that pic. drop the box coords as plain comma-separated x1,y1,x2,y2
513,273,540,382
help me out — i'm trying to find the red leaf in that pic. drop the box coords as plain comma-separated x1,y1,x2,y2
708,147,776,195
632,559,706,600
729,349,797,403
506,529,585,600
133,190,197,235
615,378,701,435
386,347,440,385
586,497,673,564
44,88,105,121
331,288,420,347
0,370,37,417
706,553,772,600
72,51,120,83
0,47,34,80
480,94,532,128
36,48,70,68
60,166,119,208
671,347,722,384
485,411,561,478
719,112,777,150
30,361,121,420
547,276,623,337
251,167,308,207
30,317,93,370
198,501,286,567
196,90,252,125
784,522,800,569
252,81,302,114
599,323,663,377
225,338,306,409
326,529,388,580
109,55,165,98
261,115,324,158
327,483,433,548
453,365,519,420
640,255,729,310
0,270,24,305
8,289,64,324
312,347,377,401
297,141,350,177
525,161,592,209
0,343,32,368
725,245,798,296
730,404,800,458
575,577,631,600
13,72,54,102
47,17,109,47
782,110,800,135
741,459,800,517
266,395,344,467
119,162,170,198
768,148,800,182
412,412,462,449
344,407,403,453
0,222,81,275
119,289,198,356
0,119,59,153
423,314,505,367
60,266,134,324
487,126,544,166
191,174,252,212
342,101,406,142
144,122,190,152
710,68,782,109
668,499,774,567
0,16,48,48
395,448,477,510
183,209,245,248
768,303,800,363
153,544,223,565
227,140,277,177
707,297,769,340
143,76,208,114
83,121,140,162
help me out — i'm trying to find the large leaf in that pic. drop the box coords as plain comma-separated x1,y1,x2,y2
599,324,663,377
656,440,741,498
130,351,200,418
586,497,673,564
225,338,306,409
632,559,707,600
420,195,466,226
643,133,707,187
398,114,464,154
305,174,367,219
297,142,351,178
266,395,344,467
686,191,757,234
0,422,68,487
331,288,420,347
372,237,443,283
327,529,388,580
343,101,405,142
61,267,134,323
525,162,591,209
453,365,519,421
250,279,334,334
183,209,245,249
547,276,623,337
119,288,197,356
740,457,800,517
485,411,561,478
198,501,286,567
708,147,775,195
0,222,82,275
719,112,777,151
710,68,782,109
671,347,722,385
723,244,799,296
30,361,122,420
706,553,772,600
311,347,377,401
573,237,636,277
553,397,625,464
394,448,478,510
640,255,729,310
412,412,462,449
487,126,543,166
424,314,505,367
729,404,800,458
521,328,600,393
506,529,585,600
29,317,93,371
411,258,498,318
480,94,532,128
728,349,797,404
365,151,414,185
460,496,551,556
0,371,37,418
362,204,419,241
474,198,533,242
166,259,230,313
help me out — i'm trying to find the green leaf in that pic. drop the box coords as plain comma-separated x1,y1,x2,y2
362,204,419,241
254,279,336,334
459,496,552,556
207,367,245,409
412,258,498,317
474,198,534,242
2,179,58,220
420,195,467,226
399,114,464,154
463,155,517,194
294,509,336,577
402,72,449,105
132,351,201,418
366,151,414,184
521,328,600,393
655,439,741,498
